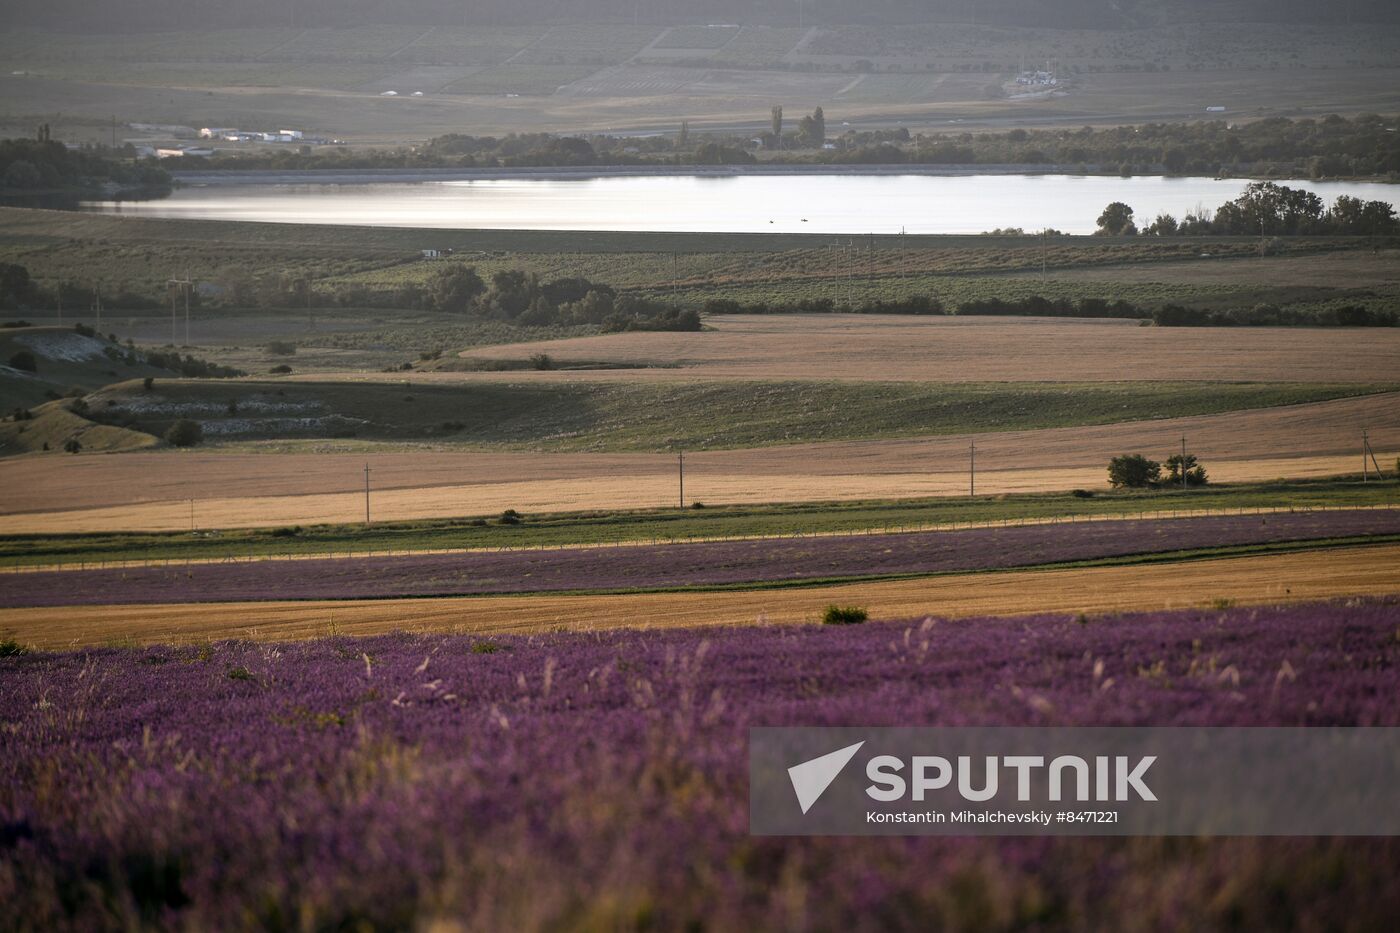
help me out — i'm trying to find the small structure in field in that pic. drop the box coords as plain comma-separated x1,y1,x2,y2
420,248,454,259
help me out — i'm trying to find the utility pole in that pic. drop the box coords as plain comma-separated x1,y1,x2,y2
1181,435,1188,489
364,463,372,523
969,439,976,497
190,498,195,532
1361,429,1383,482
678,450,685,508
167,277,191,345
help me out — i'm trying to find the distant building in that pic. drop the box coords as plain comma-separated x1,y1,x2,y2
420,248,454,259
200,127,237,139
278,129,304,139
1206,106,1227,113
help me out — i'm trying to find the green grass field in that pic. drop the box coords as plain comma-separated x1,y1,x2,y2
89,379,1394,452
2,476,1394,569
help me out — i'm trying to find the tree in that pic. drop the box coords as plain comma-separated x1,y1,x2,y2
797,107,826,147
1108,454,1160,488
1164,453,1209,487
2,159,43,189
165,419,204,447
63,438,81,454
1095,202,1137,236
7,350,36,372
429,265,485,314
0,263,34,309
678,120,689,148
771,106,783,140
1143,213,1179,236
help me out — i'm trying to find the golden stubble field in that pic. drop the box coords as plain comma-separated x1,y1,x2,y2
4,544,1396,649
1,392,1394,533
448,315,1400,384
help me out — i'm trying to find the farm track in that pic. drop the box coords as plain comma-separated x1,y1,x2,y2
5,543,1397,649
2,510,1397,608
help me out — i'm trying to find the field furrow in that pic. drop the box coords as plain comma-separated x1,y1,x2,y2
4,510,1397,608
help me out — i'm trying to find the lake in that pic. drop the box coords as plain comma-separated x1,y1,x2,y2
83,173,1396,235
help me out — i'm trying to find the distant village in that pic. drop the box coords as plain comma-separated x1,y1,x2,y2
125,123,341,159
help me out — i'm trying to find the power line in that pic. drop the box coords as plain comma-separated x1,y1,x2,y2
969,439,976,497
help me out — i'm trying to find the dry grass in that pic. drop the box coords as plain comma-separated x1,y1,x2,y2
3,544,1395,650
452,314,1400,384
1,389,1394,532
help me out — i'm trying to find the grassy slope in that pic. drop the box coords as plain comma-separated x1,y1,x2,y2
0,326,170,408
2,477,1395,568
90,378,1394,452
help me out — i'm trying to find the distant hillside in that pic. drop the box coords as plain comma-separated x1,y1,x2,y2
0,326,170,409
5,0,1398,32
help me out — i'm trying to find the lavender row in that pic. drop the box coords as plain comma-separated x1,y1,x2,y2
4,509,1399,608
2,599,1398,929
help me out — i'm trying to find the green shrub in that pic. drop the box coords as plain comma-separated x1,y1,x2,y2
63,438,82,454
822,605,868,626
1107,454,1161,488
498,509,523,525
165,419,204,447
0,637,27,657
7,350,37,372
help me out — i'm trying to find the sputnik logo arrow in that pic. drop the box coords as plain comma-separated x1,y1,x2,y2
788,741,865,814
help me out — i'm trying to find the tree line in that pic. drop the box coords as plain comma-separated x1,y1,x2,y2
1095,182,1398,238
188,114,1400,179
427,267,700,332
0,135,170,195
702,294,1397,328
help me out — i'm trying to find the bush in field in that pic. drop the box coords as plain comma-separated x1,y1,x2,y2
63,438,81,454
165,419,204,448
822,605,868,625
498,509,523,525
7,350,36,372
1108,454,1161,488
1165,454,1209,487
269,364,292,374
530,353,554,371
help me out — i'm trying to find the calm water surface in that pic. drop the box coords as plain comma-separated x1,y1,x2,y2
85,174,1396,235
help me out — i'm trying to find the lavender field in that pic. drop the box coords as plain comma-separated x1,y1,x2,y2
2,598,1399,930
4,509,1398,608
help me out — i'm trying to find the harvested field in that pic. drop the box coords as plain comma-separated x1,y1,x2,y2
453,314,1400,384
5,510,1396,608
1,392,1394,533
5,600,1399,928
4,544,1397,649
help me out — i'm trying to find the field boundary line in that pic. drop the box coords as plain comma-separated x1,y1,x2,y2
3,503,1396,576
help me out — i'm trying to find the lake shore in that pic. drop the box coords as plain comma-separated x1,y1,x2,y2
169,163,1139,186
